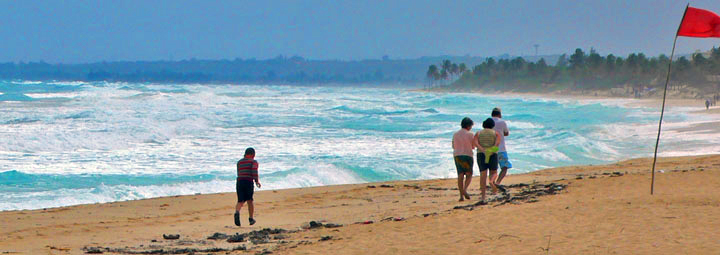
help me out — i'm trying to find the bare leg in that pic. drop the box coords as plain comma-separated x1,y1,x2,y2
489,170,499,194
480,170,487,201
236,201,244,212
457,174,465,201
463,172,472,199
233,201,244,226
247,200,254,219
496,167,508,184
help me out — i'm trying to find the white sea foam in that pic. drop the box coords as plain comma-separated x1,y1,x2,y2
2,83,718,211
509,121,543,129
14,80,43,85
25,92,81,98
46,81,89,86
0,180,235,211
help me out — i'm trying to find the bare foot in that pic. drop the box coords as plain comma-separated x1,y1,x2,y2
489,182,499,194
459,197,465,202
464,193,470,200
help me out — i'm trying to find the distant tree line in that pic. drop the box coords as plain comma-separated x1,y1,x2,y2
428,47,720,94
0,55,492,85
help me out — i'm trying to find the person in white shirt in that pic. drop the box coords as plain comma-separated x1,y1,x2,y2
491,107,512,186
452,117,477,201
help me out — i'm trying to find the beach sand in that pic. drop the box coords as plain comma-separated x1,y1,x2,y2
1,155,719,254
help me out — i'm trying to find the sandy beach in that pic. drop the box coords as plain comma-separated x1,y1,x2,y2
1,153,719,254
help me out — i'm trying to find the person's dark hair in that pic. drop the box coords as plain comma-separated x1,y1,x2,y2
491,109,501,117
460,117,473,129
244,147,255,156
482,118,495,129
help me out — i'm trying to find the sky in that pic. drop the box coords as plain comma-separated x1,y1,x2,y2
1,0,720,63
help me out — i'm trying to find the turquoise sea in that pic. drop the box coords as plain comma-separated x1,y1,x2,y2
1,81,718,211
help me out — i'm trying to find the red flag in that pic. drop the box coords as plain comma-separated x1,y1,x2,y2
677,6,720,37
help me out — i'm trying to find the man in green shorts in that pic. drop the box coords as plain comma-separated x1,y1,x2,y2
452,117,476,201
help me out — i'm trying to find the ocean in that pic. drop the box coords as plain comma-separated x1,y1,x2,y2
1,81,718,211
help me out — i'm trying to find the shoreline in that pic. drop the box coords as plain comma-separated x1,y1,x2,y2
3,90,720,213
419,86,720,111
423,88,720,135
2,154,720,254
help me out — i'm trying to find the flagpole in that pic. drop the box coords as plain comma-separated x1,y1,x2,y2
651,3,689,195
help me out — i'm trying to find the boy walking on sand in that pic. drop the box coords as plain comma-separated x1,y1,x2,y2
491,107,512,186
452,117,476,201
234,147,261,227
475,118,502,201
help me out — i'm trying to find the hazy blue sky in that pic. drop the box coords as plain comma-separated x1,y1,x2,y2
1,0,720,63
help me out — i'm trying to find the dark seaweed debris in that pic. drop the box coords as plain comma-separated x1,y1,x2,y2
207,232,228,240
84,246,246,254
453,182,567,211
161,234,179,240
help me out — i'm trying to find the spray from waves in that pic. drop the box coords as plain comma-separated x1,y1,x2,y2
330,105,412,115
329,105,441,116
1,82,716,211
0,170,226,191
12,80,43,84
264,163,365,189
263,160,448,190
0,170,234,210
0,114,208,153
0,179,236,211
0,93,35,102
0,81,84,93
61,110,95,120
0,85,213,154
509,121,543,129
332,116,433,133
508,127,622,171
2,117,40,124
119,84,192,94
0,81,87,102
505,113,542,122
420,108,440,113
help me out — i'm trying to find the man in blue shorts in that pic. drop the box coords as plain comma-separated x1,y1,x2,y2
491,107,512,186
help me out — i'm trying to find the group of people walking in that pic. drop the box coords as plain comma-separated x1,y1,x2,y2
452,107,512,202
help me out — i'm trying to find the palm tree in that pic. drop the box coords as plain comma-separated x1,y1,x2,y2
426,65,439,88
441,59,452,81
458,63,467,76
440,69,449,85
451,63,459,79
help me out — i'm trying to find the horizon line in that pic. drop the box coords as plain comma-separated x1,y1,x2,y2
0,49,707,66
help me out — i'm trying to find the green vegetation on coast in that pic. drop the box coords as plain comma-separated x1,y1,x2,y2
0,56,490,85
428,48,720,98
